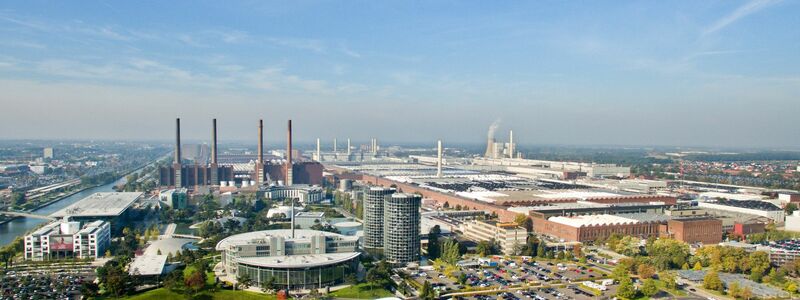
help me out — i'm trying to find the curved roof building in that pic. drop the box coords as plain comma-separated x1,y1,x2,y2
215,229,360,289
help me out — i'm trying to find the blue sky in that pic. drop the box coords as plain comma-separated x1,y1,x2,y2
0,1,798,148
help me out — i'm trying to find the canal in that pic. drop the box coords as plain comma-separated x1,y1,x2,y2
0,174,133,246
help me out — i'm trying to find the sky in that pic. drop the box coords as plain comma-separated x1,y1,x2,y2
0,1,798,148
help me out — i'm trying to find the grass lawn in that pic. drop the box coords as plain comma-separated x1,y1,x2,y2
329,283,394,299
121,288,275,300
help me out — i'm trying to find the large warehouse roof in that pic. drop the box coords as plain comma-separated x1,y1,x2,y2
548,213,670,228
51,192,142,218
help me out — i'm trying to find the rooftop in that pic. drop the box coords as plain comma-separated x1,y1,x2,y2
50,192,142,218
129,255,167,276
705,199,782,211
236,251,360,269
215,229,358,249
548,213,670,227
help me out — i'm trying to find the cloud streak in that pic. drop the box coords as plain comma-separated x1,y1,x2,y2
703,0,782,35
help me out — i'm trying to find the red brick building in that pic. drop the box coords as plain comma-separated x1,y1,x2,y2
533,214,667,242
667,218,722,244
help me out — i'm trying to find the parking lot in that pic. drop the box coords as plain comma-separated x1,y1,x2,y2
405,257,618,299
0,272,86,300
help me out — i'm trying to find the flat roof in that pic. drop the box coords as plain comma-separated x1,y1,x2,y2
215,229,358,250
548,213,670,228
129,255,167,276
236,252,360,269
51,192,142,218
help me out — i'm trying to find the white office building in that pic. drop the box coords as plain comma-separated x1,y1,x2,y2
25,218,111,261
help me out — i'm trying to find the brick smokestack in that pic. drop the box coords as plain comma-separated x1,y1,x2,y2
175,118,181,164
174,118,182,188
210,118,218,185
256,119,264,185
211,119,218,164
286,120,293,185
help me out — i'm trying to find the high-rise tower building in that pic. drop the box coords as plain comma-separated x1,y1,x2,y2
285,120,293,186
210,118,219,186
364,187,395,249
256,119,265,185
383,193,421,265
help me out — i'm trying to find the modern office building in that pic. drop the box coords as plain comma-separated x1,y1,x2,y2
461,219,527,255
215,229,360,289
364,187,395,249
263,185,324,204
24,218,111,261
50,192,142,224
383,193,421,265
159,188,188,209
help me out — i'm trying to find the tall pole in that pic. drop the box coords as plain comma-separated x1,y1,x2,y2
437,140,443,178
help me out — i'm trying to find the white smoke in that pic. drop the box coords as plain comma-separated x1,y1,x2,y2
487,119,502,139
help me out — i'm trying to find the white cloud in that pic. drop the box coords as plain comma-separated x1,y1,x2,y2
703,0,782,35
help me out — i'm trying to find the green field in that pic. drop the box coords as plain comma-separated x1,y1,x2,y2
328,283,394,299
120,288,275,300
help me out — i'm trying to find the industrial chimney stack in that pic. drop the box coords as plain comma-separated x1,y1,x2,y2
286,120,293,186
210,118,219,186
174,118,182,188
437,140,443,178
316,138,321,161
255,119,265,185
509,130,514,159
347,138,351,156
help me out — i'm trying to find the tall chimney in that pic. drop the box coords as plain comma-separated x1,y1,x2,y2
333,138,337,152
174,118,182,188
286,120,293,186
211,119,218,164
509,130,514,159
347,138,351,156
437,139,443,178
256,119,264,184
175,118,181,164
210,118,219,186
316,138,321,161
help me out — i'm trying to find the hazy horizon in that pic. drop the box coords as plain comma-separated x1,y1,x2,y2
1,1,799,148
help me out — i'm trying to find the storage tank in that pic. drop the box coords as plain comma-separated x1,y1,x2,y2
220,181,228,187
228,180,236,187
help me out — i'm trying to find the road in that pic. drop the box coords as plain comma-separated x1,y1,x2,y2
0,211,56,221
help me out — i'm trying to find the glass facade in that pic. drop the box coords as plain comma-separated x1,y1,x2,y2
235,257,358,289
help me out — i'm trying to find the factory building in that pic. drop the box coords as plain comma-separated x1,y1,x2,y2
461,219,527,255
159,118,321,188
697,200,785,225
25,218,111,261
363,187,395,249
665,218,723,245
383,193,421,265
533,213,670,243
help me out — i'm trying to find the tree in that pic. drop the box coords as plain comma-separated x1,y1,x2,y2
682,262,689,270
260,276,276,293
476,241,494,256
441,239,461,265
458,272,467,285
537,241,546,258
741,287,753,300
80,282,100,298
427,225,441,259
237,273,253,290
786,203,798,215
729,282,742,299
185,269,207,295
785,282,798,294
573,244,583,259
616,276,638,300
703,270,724,292
641,278,658,297
420,280,435,300
637,264,656,279
163,270,185,291
660,271,677,290
10,192,25,206
693,262,703,271
514,214,528,226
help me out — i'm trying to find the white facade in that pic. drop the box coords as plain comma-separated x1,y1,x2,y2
461,219,527,256
25,218,110,261
786,211,800,232
264,185,323,204
697,202,785,225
